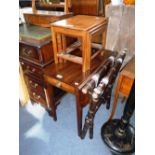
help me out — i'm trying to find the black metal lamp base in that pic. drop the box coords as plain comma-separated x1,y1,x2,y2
101,119,135,155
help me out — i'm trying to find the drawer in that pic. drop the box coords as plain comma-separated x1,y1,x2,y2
28,79,45,96
19,44,40,62
45,75,75,94
26,77,47,107
20,59,43,77
120,76,134,96
30,91,46,106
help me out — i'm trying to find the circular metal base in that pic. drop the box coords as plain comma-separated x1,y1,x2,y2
101,119,135,155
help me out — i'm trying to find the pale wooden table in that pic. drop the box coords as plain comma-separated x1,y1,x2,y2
109,56,135,120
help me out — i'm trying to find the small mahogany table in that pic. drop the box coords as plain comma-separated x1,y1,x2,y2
43,50,116,137
51,15,108,72
109,56,135,120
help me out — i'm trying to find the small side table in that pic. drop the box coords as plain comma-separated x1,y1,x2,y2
109,57,135,120
51,15,108,72
43,50,116,137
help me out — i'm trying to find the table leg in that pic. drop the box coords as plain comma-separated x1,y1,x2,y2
109,75,123,120
44,84,57,121
75,89,83,137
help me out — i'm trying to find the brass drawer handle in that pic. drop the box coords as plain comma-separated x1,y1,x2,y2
32,92,41,99
29,81,38,89
56,82,61,88
23,49,32,56
31,68,36,73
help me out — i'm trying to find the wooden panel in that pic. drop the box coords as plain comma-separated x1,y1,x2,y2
41,42,54,63
71,0,99,15
119,76,134,96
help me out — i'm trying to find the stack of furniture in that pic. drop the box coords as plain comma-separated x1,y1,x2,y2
42,12,109,136
19,0,111,137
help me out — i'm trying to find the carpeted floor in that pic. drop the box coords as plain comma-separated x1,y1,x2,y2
19,93,135,155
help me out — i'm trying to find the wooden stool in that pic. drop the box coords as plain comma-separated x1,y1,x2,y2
51,15,108,72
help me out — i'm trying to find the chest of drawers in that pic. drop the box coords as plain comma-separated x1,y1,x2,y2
19,24,64,118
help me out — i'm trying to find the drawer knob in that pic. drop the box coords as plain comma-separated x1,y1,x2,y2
32,92,41,99
21,62,24,65
32,68,36,72
29,81,38,88
56,82,61,88
26,66,30,69
56,74,63,79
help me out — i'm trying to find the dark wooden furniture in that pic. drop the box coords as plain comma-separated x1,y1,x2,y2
71,0,105,16
109,57,135,120
43,49,115,137
51,15,108,72
19,24,64,118
32,0,70,12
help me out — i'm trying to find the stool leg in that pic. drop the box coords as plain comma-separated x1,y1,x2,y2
57,33,63,63
101,25,108,56
51,27,58,64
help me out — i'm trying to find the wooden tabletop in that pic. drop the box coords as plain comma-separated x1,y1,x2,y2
24,10,72,17
51,15,108,31
43,50,117,89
